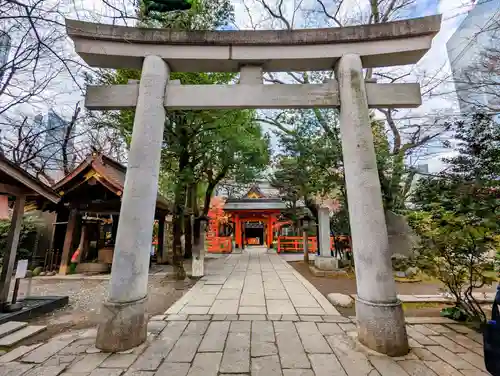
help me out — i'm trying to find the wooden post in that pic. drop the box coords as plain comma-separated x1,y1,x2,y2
76,223,90,262
303,230,309,263
59,209,78,275
0,195,25,309
48,212,59,250
158,215,165,262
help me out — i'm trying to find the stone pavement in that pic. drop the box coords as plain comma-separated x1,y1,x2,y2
166,247,340,316
0,247,489,376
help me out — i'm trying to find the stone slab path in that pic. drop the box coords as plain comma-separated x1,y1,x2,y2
0,247,489,376
166,247,340,317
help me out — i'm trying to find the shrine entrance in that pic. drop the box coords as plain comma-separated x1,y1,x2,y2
222,185,283,249
67,15,441,355
244,221,265,246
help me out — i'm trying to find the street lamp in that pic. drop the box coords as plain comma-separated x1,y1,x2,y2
300,213,314,231
195,215,210,232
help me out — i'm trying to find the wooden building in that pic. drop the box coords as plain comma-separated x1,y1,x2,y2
207,185,297,253
0,155,60,309
224,185,285,248
207,184,351,254
38,153,170,274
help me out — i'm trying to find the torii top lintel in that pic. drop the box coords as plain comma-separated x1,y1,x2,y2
65,15,441,72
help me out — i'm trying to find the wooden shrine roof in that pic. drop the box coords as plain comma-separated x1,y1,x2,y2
223,199,288,211
0,154,59,202
222,183,309,211
224,184,288,211
51,153,170,212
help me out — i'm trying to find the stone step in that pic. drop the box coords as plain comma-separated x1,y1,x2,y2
0,325,47,347
0,321,28,339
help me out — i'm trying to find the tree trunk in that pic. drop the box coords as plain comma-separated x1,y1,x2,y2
184,214,192,259
184,184,193,259
388,151,405,211
172,184,187,280
172,151,189,280
305,197,319,254
202,166,228,216
192,184,203,261
203,183,216,216
192,182,202,247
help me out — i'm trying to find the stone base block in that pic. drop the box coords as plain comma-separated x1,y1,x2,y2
308,265,347,277
96,296,148,352
355,297,409,356
314,256,339,270
191,257,204,278
75,262,109,274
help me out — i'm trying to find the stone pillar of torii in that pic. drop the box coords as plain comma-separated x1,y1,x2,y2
65,15,441,356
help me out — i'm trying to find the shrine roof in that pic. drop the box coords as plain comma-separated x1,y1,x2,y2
0,154,59,203
223,183,291,210
52,153,170,211
224,199,288,211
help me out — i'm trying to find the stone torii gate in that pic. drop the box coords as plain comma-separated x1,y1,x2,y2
66,15,441,355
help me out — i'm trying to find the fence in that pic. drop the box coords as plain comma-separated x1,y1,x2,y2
43,249,61,273
206,235,351,255
207,236,232,253
276,236,318,253
277,236,351,254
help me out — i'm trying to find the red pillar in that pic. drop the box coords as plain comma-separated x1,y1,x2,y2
234,214,241,248
267,216,273,247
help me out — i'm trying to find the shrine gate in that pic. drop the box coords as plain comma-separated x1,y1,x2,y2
65,15,441,356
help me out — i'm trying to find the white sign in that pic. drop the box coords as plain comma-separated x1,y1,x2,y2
15,260,28,279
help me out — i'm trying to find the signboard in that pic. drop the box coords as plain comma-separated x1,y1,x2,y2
15,260,28,279
245,222,264,228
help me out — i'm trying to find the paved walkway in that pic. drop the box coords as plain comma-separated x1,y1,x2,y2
0,247,489,376
166,247,340,317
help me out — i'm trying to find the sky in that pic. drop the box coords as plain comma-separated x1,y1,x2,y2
229,0,475,172
1,0,481,172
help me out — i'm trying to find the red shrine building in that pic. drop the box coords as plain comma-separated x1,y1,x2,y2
207,184,296,253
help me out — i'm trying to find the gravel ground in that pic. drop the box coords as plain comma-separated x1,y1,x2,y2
14,268,195,343
289,260,497,296
289,260,496,317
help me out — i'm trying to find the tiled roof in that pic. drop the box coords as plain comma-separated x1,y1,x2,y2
0,154,59,202
224,200,288,210
53,153,170,211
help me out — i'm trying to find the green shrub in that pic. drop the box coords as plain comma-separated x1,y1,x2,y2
0,216,41,263
408,208,498,323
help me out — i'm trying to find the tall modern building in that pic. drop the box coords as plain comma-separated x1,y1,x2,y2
34,110,76,181
0,31,11,83
446,0,500,114
0,30,10,82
